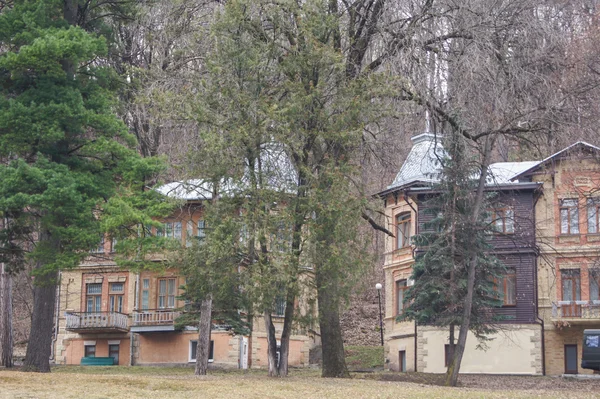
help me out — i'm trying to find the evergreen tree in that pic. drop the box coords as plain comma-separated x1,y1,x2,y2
401,133,506,385
191,0,386,378
0,0,163,372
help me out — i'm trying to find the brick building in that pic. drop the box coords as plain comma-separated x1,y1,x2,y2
379,135,600,375
53,182,319,368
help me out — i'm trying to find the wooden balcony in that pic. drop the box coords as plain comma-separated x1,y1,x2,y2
65,312,129,333
130,309,181,332
552,301,600,324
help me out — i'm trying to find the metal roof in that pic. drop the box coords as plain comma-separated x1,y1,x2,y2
511,141,600,181
155,142,298,200
487,161,540,184
382,134,541,195
386,133,446,191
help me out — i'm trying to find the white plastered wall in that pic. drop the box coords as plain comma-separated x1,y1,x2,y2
421,326,541,374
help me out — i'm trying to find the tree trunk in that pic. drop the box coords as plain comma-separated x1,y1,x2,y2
445,136,493,386
447,324,454,369
195,295,213,376
264,310,279,377
445,254,477,386
316,267,349,378
276,288,296,377
22,267,57,373
0,263,13,367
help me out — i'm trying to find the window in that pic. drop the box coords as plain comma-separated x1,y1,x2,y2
274,296,286,317
396,280,408,315
186,221,194,247
157,222,183,241
562,270,581,301
109,344,120,365
189,340,214,362
239,223,249,246
273,222,289,252
92,235,105,253
485,207,515,234
495,208,515,234
158,278,176,309
498,270,516,306
561,269,581,317
197,220,206,242
444,344,452,367
396,213,411,249
174,222,182,240
109,282,124,313
560,199,579,234
590,269,600,301
86,283,102,313
84,345,96,358
588,198,600,234
141,278,150,310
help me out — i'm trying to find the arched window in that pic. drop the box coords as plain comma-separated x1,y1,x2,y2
396,212,411,249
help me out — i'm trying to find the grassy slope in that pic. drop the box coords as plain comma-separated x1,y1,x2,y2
344,345,384,370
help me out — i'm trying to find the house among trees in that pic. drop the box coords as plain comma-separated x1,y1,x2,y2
53,182,320,369
513,141,600,376
379,134,600,376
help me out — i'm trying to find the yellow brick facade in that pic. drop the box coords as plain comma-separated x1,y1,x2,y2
533,155,600,375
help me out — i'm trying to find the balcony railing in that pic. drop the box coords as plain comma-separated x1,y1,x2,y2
552,301,600,319
132,309,180,326
65,312,129,332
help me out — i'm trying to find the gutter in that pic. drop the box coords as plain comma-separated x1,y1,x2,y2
406,182,543,194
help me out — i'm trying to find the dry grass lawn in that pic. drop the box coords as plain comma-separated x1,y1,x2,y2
0,367,598,399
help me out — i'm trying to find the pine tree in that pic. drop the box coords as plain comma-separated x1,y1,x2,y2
0,0,163,372
401,133,506,386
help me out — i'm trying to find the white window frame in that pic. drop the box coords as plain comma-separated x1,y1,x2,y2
189,340,214,363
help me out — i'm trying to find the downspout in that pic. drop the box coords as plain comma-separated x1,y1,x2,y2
534,239,545,376
533,187,545,375
414,322,418,372
130,273,139,366
50,271,62,361
409,192,418,372
536,315,545,376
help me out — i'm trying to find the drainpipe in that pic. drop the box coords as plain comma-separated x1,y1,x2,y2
130,273,139,366
536,315,545,376
134,273,139,310
534,256,546,375
414,322,418,372
532,189,545,375
50,271,62,362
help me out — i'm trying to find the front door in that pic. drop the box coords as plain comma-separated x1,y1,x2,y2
399,350,406,372
565,344,578,374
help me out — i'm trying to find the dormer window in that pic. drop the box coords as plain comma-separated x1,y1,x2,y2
396,212,411,249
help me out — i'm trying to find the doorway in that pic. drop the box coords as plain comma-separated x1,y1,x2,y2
564,344,578,374
399,350,406,372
